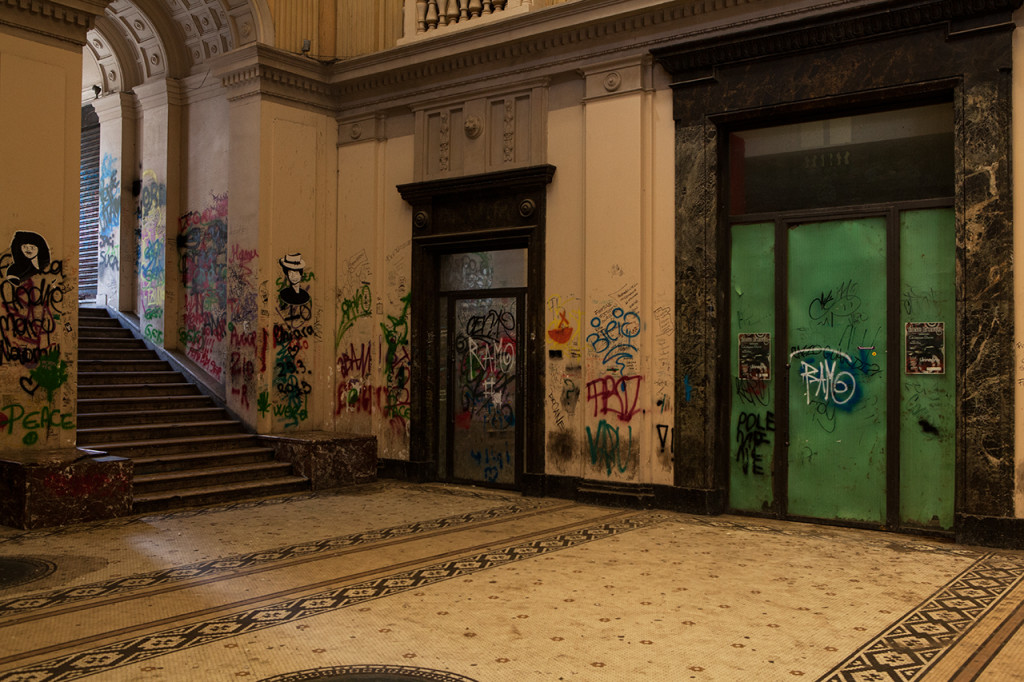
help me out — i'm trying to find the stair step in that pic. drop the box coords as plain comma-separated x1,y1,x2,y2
78,371,185,385
133,448,278,474
81,433,262,457
133,461,295,493
77,383,202,399
77,407,230,428
79,338,148,349
78,330,138,341
77,420,245,445
78,348,160,361
78,395,215,413
79,359,171,372
132,476,310,514
76,306,311,513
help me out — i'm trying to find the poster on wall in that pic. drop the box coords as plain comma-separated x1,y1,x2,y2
905,322,945,374
738,332,771,381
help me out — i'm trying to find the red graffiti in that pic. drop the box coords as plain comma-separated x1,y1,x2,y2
547,310,573,345
586,374,644,423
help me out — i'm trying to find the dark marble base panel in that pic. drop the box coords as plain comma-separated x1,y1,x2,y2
956,513,1024,550
259,432,377,490
0,450,132,529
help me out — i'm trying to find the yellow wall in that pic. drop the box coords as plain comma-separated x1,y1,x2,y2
0,29,82,450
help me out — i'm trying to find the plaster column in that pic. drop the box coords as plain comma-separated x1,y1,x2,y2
217,45,338,435
0,1,110,452
92,91,137,313
580,57,650,485
133,79,184,351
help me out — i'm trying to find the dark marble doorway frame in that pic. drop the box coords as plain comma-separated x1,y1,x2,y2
653,0,1022,546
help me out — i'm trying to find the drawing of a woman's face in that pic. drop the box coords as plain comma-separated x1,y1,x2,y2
287,268,302,285
21,244,38,260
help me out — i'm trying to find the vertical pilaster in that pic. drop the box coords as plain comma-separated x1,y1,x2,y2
580,58,649,483
133,79,184,351
92,91,137,312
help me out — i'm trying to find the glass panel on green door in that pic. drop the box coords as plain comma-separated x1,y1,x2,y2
729,222,776,512
452,296,518,484
787,218,887,523
900,208,955,530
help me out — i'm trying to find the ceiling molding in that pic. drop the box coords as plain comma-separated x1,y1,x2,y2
0,0,110,46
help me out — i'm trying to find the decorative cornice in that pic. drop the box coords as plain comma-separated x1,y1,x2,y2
216,44,334,111
0,0,110,46
398,164,556,205
652,0,1024,80
320,0,879,116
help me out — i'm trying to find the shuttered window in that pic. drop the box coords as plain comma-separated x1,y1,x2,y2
79,105,100,302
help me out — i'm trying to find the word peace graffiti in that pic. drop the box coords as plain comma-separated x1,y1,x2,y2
0,403,74,445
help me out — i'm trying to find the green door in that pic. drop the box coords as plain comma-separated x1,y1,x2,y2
728,209,955,529
787,218,888,523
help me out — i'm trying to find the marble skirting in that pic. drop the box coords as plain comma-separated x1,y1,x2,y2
258,432,377,490
0,449,132,529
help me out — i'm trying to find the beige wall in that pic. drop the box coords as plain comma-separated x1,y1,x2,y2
0,29,82,450
334,117,414,461
540,60,676,486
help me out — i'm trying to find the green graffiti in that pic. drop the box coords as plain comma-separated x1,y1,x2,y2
29,349,69,402
257,390,270,417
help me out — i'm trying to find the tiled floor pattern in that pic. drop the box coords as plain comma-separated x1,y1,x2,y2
0,482,1022,681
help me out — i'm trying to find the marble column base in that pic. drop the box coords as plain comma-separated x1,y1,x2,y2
0,449,132,529
258,432,377,491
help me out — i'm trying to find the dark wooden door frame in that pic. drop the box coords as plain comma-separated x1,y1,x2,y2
398,164,555,485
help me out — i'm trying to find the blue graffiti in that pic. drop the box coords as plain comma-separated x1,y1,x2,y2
470,444,511,482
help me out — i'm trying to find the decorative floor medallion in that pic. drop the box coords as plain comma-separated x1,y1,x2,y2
261,665,479,681
0,557,55,590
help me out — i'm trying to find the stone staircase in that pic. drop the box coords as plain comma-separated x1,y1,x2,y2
76,307,310,513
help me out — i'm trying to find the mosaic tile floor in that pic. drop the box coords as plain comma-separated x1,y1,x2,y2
0,481,1023,681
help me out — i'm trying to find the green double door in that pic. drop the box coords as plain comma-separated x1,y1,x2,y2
729,208,955,530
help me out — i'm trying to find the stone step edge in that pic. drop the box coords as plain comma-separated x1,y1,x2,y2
132,476,309,503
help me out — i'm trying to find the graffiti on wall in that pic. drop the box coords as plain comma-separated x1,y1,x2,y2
587,306,641,375
0,231,73,444
379,293,411,433
546,295,582,357
455,305,517,430
228,244,258,411
586,420,633,476
335,282,372,350
736,411,773,476
272,253,315,428
178,194,228,381
138,171,166,344
97,154,120,290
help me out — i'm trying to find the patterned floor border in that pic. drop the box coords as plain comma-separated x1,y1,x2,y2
0,481,522,545
0,512,666,681
0,501,563,618
820,553,1024,681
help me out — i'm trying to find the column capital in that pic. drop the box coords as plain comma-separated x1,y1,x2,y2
92,90,136,124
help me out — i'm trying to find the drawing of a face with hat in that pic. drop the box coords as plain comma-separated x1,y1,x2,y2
278,252,311,307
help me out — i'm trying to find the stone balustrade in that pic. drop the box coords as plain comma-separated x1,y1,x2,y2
415,0,509,34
